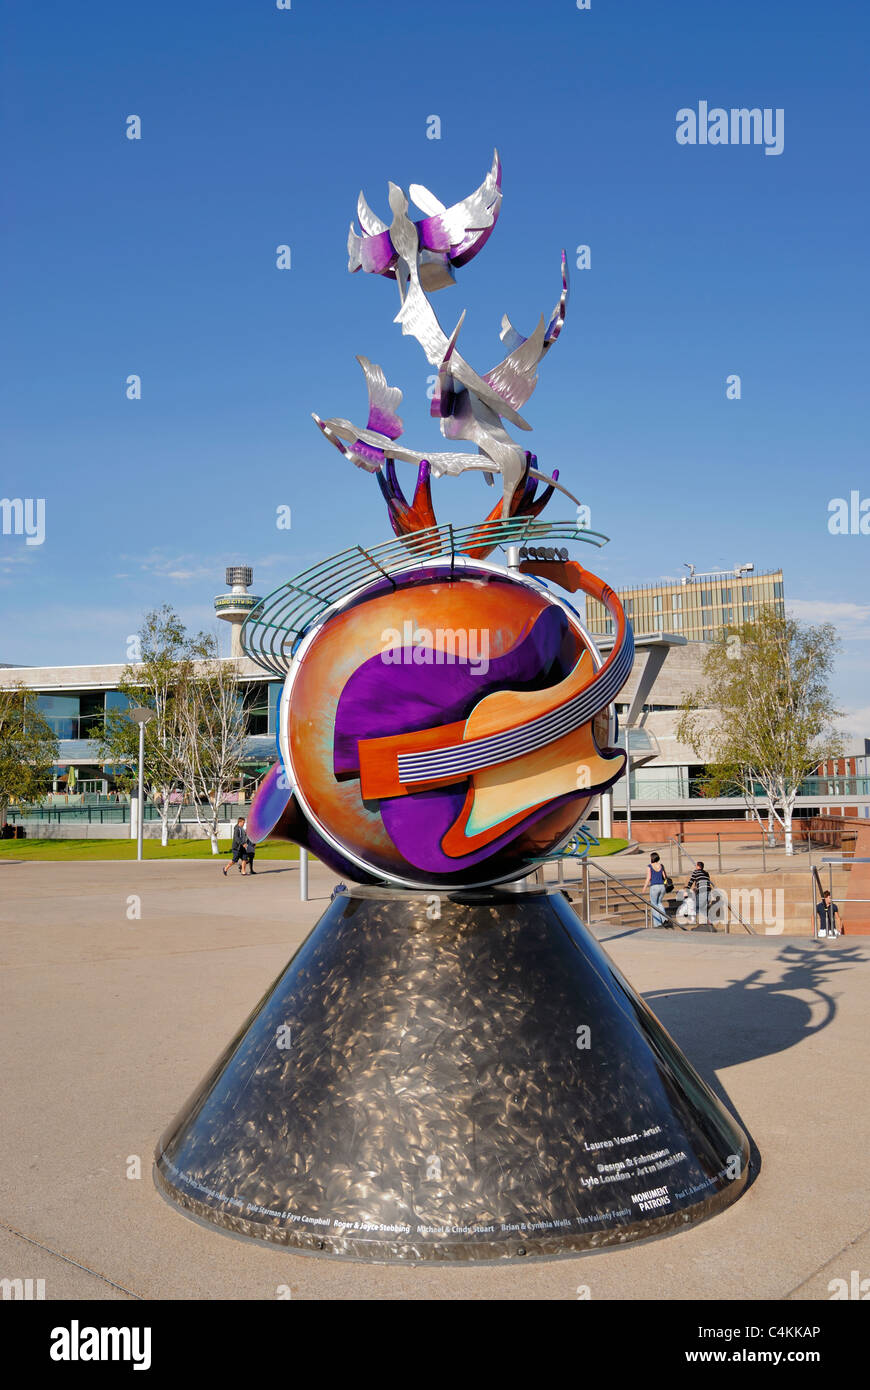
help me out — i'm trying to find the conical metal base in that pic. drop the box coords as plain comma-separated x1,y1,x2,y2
154,886,750,1261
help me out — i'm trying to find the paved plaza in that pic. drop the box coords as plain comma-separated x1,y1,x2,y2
1,858,868,1301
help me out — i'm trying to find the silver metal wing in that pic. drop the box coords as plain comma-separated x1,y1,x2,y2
483,316,548,413
412,149,502,248
356,356,403,440
357,192,388,235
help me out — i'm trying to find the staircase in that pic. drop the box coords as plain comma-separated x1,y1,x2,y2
563,872,654,930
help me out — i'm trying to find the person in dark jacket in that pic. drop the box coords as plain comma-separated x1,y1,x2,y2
224,817,248,876
243,827,257,875
815,890,842,938
687,861,712,922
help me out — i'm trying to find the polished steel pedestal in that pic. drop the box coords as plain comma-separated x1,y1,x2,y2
154,886,750,1260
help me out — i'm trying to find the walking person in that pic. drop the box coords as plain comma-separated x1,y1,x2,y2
243,825,257,875
224,817,248,876
815,889,842,938
644,852,669,926
687,861,713,924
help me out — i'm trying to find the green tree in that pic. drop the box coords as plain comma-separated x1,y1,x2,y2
175,632,247,853
676,608,844,854
93,605,201,846
0,685,58,823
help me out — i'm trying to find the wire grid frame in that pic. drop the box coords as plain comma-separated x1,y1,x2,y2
241,516,607,676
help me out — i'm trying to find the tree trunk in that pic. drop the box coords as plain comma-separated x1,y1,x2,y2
783,802,794,855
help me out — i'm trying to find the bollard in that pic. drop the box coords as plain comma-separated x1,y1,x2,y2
299,848,309,902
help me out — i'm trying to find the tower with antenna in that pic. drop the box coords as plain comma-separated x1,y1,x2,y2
214,566,261,657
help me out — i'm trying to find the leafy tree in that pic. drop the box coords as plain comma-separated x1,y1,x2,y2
93,606,200,846
175,633,247,854
0,685,58,823
94,607,248,851
676,608,843,854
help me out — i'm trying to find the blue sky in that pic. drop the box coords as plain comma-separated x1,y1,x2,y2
2,0,868,734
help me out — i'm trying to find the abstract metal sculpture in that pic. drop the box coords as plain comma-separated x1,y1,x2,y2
154,154,751,1259
316,150,573,524
235,150,632,889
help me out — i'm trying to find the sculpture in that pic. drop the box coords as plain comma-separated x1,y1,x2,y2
244,150,632,888
154,154,751,1260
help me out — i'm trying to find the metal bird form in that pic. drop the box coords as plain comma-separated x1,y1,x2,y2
348,149,503,291
313,356,579,501
317,152,572,523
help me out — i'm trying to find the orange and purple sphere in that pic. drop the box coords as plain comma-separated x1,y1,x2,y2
250,558,617,889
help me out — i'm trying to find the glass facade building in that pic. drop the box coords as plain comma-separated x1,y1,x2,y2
585,569,785,639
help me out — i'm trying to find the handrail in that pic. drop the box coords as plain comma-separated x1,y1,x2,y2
668,836,697,875
554,856,651,930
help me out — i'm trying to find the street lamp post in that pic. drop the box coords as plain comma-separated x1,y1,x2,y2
622,727,629,843
128,707,155,862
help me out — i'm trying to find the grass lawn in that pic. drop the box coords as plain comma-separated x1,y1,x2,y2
0,838,302,862
0,836,629,862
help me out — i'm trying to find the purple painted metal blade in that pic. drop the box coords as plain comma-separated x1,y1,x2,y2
247,760,293,843
333,602,574,778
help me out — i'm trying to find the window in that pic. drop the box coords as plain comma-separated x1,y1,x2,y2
743,604,754,621
720,586,732,604
773,580,783,599
701,588,714,607
672,593,682,610
671,612,683,630
37,694,79,739
243,682,269,735
653,595,662,612
743,585,753,601
79,691,106,738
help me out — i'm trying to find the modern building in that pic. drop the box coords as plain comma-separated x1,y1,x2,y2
0,564,276,797
585,565,785,641
1,562,865,827
0,659,282,797
588,564,868,826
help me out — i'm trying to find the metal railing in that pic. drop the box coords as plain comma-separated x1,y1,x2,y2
545,855,652,930
665,827,842,875
584,859,653,929
6,802,250,826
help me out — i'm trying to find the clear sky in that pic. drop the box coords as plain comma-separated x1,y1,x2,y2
2,0,868,737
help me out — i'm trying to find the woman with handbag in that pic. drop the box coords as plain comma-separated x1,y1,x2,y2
644,852,670,926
